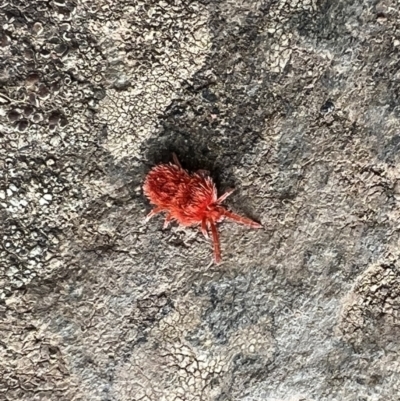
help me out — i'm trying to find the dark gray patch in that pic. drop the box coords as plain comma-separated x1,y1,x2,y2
381,134,400,164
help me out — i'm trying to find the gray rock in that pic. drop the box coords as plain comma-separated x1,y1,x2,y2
1,0,400,400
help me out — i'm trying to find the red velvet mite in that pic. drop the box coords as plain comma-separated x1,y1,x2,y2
143,153,262,263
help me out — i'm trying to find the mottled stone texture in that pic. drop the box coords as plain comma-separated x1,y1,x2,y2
1,0,400,400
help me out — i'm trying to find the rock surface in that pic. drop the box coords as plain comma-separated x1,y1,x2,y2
1,0,400,400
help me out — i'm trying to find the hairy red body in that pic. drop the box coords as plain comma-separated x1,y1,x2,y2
143,154,262,263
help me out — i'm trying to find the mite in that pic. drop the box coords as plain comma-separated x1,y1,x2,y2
143,153,262,263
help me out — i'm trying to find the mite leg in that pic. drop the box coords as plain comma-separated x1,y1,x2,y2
217,188,235,204
196,169,211,178
201,218,209,238
163,214,173,229
222,209,262,228
172,153,182,168
209,220,222,264
145,207,164,222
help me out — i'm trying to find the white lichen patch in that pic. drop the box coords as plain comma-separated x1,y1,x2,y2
90,1,211,159
338,254,400,346
218,0,320,74
111,294,274,401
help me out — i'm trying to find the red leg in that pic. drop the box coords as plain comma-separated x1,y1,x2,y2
209,219,222,264
201,218,209,238
222,209,262,228
145,207,164,222
172,153,182,168
163,214,173,229
217,188,235,204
